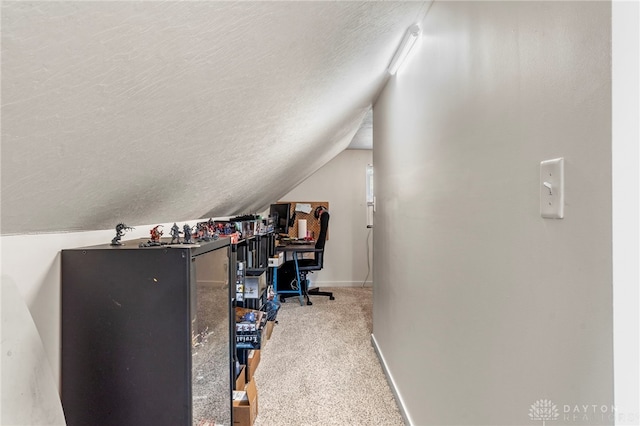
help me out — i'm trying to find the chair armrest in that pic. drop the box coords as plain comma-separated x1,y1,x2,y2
291,248,323,254
292,248,323,261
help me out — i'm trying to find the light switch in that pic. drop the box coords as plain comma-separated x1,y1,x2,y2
540,158,564,219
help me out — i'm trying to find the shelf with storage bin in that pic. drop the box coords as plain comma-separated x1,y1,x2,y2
235,231,275,310
234,307,267,350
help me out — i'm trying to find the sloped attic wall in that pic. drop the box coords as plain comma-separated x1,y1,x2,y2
1,1,429,235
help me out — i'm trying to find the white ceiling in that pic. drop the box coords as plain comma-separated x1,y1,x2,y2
347,108,373,150
1,1,429,234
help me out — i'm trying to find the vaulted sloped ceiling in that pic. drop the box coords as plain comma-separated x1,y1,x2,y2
1,1,428,235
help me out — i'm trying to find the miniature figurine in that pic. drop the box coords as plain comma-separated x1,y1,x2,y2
110,223,134,246
197,221,212,241
207,219,221,240
216,222,225,234
170,222,181,244
139,225,164,247
183,224,194,244
149,225,163,244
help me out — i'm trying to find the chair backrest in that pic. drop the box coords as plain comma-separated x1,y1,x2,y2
314,210,329,268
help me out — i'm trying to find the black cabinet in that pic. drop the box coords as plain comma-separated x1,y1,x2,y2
61,238,233,426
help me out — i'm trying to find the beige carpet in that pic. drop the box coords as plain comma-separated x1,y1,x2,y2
252,287,405,426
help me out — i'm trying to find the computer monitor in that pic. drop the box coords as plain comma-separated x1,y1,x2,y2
269,203,291,235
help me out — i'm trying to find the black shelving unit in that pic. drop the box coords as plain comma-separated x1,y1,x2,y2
61,238,234,426
235,232,275,310
233,231,275,373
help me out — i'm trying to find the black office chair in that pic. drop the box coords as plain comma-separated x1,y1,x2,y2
281,206,334,306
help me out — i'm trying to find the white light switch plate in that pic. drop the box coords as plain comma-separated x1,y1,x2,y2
540,158,564,219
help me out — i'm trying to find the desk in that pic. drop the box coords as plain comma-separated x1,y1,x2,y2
276,241,315,258
272,242,317,306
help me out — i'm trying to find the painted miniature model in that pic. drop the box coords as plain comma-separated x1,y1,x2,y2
150,225,163,244
197,221,212,241
170,223,181,244
183,224,194,244
110,223,134,246
139,225,164,247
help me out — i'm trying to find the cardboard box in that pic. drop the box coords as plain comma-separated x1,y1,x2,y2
235,365,246,390
233,379,258,426
266,320,275,340
268,252,284,267
259,325,267,349
235,307,264,325
247,349,261,381
244,272,266,299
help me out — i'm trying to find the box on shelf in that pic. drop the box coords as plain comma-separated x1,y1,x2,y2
243,272,266,299
235,307,264,324
266,320,275,340
259,325,268,349
235,307,266,349
235,365,246,391
233,380,258,426
268,252,284,267
247,350,261,381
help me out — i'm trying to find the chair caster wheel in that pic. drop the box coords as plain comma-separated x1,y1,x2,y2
280,296,286,303
306,300,313,306
329,296,335,300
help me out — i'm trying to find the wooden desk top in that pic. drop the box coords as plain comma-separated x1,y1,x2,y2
275,241,316,251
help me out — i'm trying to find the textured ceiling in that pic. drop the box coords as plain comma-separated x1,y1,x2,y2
1,1,428,234
347,108,373,150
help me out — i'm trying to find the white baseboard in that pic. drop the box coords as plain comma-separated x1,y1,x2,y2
312,280,373,287
197,280,373,287
371,333,412,426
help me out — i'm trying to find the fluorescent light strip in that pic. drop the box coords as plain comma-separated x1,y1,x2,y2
387,24,421,75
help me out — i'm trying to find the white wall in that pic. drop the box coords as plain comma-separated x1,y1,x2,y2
0,145,372,411
0,221,211,403
280,149,373,288
2,229,115,387
612,1,640,423
372,2,616,425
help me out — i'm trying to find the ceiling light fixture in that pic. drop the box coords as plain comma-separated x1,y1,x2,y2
387,24,422,75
